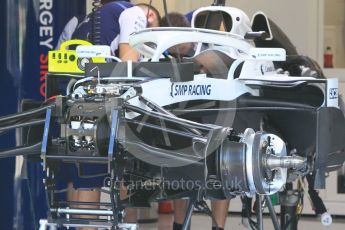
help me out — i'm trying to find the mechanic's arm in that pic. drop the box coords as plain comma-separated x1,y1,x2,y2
56,16,79,49
118,7,147,61
119,43,140,61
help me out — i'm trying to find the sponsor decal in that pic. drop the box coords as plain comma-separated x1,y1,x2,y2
250,48,286,61
170,83,212,98
39,0,54,98
260,64,275,75
329,88,338,100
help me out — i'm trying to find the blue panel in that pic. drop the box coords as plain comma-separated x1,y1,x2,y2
0,1,17,229
108,110,119,156
0,0,86,229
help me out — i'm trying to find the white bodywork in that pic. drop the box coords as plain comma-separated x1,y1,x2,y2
77,6,339,110
191,6,252,37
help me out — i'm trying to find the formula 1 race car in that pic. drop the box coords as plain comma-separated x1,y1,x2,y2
1,1,345,230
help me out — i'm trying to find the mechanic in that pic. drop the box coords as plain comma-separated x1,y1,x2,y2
160,12,195,58
55,2,160,229
56,0,131,49
58,0,160,61
71,0,160,61
161,12,231,230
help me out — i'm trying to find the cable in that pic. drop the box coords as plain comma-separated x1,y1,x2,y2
67,79,78,95
91,0,101,45
146,0,153,25
73,76,96,91
162,0,172,27
44,95,59,103
162,0,182,62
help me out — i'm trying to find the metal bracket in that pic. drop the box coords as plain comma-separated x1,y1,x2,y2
108,109,119,173
41,107,52,170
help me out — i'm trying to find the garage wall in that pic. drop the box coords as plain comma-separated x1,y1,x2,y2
324,0,345,68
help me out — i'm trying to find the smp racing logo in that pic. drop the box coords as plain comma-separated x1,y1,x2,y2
260,64,275,75
170,83,212,98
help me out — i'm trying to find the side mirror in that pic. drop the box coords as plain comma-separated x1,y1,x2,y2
251,11,273,40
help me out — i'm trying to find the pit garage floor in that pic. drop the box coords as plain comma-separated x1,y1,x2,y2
139,213,345,230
